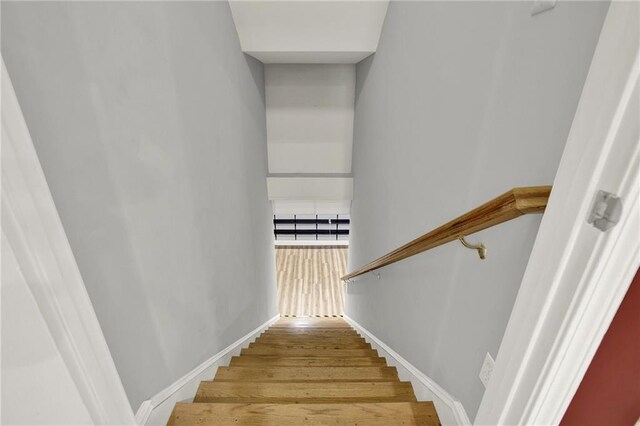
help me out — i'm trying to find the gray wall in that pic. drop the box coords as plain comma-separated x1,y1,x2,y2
347,1,608,420
2,2,277,410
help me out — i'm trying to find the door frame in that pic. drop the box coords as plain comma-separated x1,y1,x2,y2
1,58,136,425
2,2,637,425
476,2,639,424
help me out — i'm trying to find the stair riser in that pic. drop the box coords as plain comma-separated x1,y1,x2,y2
255,336,366,344
229,356,387,367
256,335,365,343
249,342,372,350
214,366,399,382
270,324,352,330
168,402,440,426
265,326,356,331
261,333,361,339
267,327,353,331
240,348,379,357
194,381,417,403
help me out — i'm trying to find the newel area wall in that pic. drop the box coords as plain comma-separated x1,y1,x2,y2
1,1,277,410
346,1,609,420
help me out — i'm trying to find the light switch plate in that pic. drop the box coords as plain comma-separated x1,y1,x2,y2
531,0,557,16
479,352,495,388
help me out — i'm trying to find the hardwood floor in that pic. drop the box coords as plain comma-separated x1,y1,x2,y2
275,246,347,316
168,318,440,425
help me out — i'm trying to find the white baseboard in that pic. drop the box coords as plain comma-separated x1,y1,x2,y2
343,315,471,426
135,314,280,425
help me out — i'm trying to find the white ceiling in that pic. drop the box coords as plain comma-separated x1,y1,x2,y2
228,0,389,64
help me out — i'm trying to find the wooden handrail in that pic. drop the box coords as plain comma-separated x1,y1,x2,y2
341,186,552,281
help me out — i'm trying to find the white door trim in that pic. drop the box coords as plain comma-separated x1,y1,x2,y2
1,58,136,425
476,3,639,424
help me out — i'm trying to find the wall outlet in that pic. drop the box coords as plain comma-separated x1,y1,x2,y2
479,352,495,388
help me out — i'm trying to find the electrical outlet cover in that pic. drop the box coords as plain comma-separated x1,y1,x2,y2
479,352,495,388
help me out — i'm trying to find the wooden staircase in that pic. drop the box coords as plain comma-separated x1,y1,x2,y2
168,317,440,425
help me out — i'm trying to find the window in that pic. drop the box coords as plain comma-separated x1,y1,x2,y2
273,214,350,241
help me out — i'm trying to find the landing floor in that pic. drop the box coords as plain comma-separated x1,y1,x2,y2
275,246,347,316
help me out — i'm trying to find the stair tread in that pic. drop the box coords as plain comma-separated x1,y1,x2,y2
166,320,440,425
214,366,399,382
168,402,440,425
274,318,348,324
229,355,387,367
268,327,354,331
271,321,352,329
256,335,365,342
249,341,371,349
255,334,366,343
270,322,353,330
194,381,417,403
264,327,357,334
264,328,359,333
262,332,360,338
241,347,378,357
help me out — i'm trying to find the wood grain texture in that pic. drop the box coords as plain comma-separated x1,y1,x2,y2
271,318,352,328
255,335,367,345
168,402,440,425
263,328,360,334
269,325,352,329
249,341,372,349
194,381,417,403
214,366,399,382
241,347,379,357
276,247,347,316
167,318,440,425
342,185,552,280
229,356,387,367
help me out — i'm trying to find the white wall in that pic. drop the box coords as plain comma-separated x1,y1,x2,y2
266,64,355,174
229,0,389,63
267,177,353,200
1,1,277,411
346,1,609,421
272,200,352,216
265,64,356,216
